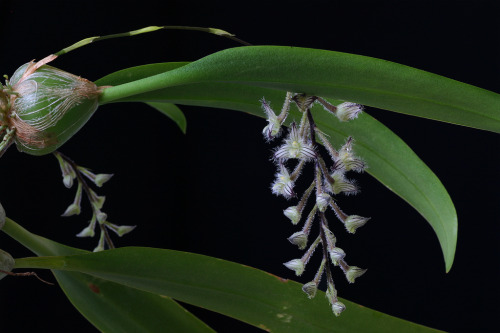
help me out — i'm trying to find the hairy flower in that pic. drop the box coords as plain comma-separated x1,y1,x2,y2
332,301,346,317
261,98,282,140
344,215,370,234
326,171,358,195
283,206,301,224
336,137,366,172
271,164,295,198
288,231,308,250
345,266,367,283
274,123,316,161
316,192,331,212
283,259,305,276
302,281,318,299
335,102,363,122
329,247,346,266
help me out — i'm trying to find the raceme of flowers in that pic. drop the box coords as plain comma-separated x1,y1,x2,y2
262,92,369,316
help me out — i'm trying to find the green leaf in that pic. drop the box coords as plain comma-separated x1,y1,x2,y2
98,46,500,133
147,102,187,133
2,218,214,333
96,63,188,134
97,63,457,271
16,247,443,333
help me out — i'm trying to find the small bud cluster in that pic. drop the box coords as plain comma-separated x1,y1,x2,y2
54,151,135,251
262,93,369,316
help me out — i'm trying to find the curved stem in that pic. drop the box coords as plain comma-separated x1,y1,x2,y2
55,25,251,56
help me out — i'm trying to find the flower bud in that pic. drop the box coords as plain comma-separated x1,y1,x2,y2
283,259,305,276
316,193,330,212
283,206,301,225
302,281,318,299
105,222,137,237
61,203,81,217
76,225,95,238
344,215,370,234
329,247,346,266
0,249,14,280
332,301,346,317
1,56,101,156
345,266,367,283
94,173,114,187
96,211,108,223
287,231,308,250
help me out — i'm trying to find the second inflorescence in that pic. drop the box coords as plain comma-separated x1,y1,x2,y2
262,92,370,316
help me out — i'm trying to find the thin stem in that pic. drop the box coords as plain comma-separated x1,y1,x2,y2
318,212,337,300
101,224,115,249
301,236,321,266
302,205,318,236
296,180,316,213
329,200,349,221
306,108,317,146
315,129,339,161
277,92,293,123
0,269,54,285
317,155,336,185
54,26,251,56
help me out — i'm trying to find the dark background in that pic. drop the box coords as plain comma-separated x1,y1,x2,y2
0,1,498,332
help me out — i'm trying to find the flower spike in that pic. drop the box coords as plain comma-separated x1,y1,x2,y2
262,92,369,316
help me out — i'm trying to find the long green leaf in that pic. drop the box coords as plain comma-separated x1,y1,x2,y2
2,218,214,333
98,46,500,133
96,63,457,271
147,102,187,133
16,247,443,333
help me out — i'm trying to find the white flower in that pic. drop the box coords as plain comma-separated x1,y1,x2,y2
283,259,305,276
326,171,358,195
316,192,331,212
329,247,346,266
332,301,346,317
344,215,370,234
336,137,365,172
345,266,367,283
287,231,308,250
302,281,318,299
79,167,114,187
104,222,137,237
283,206,301,225
261,98,282,140
336,102,363,122
61,182,82,217
274,123,316,161
271,165,295,198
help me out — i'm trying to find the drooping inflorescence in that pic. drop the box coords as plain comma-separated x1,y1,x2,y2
54,151,135,251
262,92,369,316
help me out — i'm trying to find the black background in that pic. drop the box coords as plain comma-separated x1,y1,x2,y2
0,1,499,332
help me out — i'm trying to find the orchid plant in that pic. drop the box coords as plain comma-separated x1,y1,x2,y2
0,26,498,332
